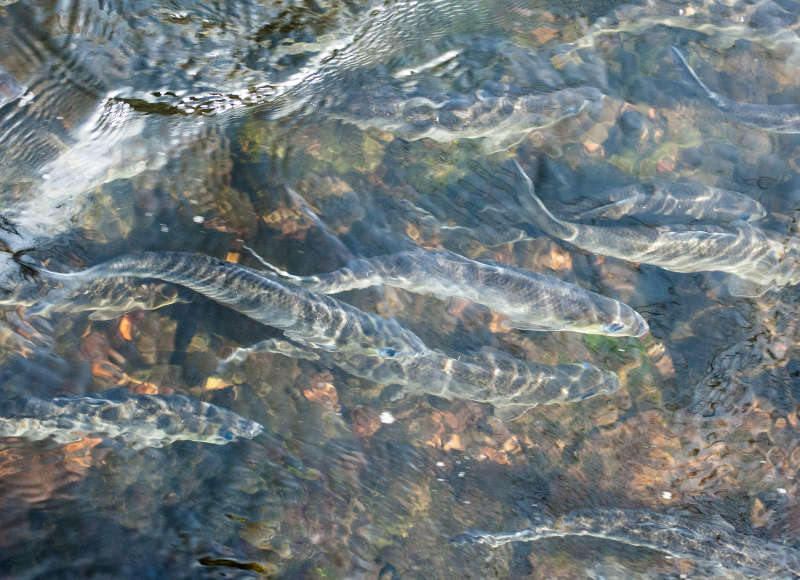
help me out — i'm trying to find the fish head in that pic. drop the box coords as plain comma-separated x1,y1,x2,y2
557,363,621,403
573,299,649,338
599,307,649,338
212,417,264,444
512,302,649,337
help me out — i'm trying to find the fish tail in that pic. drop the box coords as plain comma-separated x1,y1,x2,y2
511,159,577,240
240,242,308,284
670,46,729,111
285,186,355,264
12,250,100,316
13,250,89,287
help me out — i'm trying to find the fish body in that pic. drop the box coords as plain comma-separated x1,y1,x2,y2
0,274,187,320
578,181,765,224
331,86,604,153
0,388,264,448
274,248,648,337
221,339,620,417
456,507,800,578
334,348,619,418
24,251,427,356
514,160,800,295
671,46,800,133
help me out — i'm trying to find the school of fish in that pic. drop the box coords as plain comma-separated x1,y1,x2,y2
1,17,798,577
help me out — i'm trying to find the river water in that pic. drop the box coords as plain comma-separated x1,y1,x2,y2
0,0,799,577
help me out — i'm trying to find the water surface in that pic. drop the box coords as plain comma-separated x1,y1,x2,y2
0,0,799,577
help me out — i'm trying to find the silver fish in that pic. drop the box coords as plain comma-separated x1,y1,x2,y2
513,160,800,296
455,507,800,578
332,348,619,421
0,388,264,449
578,181,766,224
219,339,620,421
671,46,800,133
331,86,605,153
19,252,620,413
0,274,187,320
257,248,648,337
21,251,428,357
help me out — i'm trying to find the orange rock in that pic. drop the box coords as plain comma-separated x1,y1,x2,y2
477,446,511,466
91,360,127,384
118,315,133,341
204,377,230,391
531,26,558,44
351,406,381,438
545,244,572,271
62,437,103,469
583,141,604,155
656,157,676,173
302,379,341,414
751,497,771,528
443,433,464,451
502,435,521,454
129,381,160,395
488,312,511,334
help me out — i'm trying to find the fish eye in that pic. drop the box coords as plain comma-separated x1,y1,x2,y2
604,322,625,333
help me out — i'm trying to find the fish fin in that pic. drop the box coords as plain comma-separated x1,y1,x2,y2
281,331,335,353
88,310,126,321
726,275,770,298
260,338,320,360
493,404,535,423
479,132,529,154
216,337,319,373
503,320,561,332
239,241,305,282
576,200,628,220
669,46,727,109
386,384,409,402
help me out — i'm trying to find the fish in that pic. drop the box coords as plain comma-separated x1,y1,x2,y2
454,506,800,578
577,181,766,224
0,273,188,320
219,339,620,421
332,347,620,421
512,160,800,296
330,86,605,153
670,46,800,133
255,247,648,337
17,251,428,357
0,388,264,449
17,251,620,413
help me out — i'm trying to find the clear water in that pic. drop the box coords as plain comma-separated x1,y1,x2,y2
0,0,799,577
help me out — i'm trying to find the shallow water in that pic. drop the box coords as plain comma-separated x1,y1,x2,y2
0,0,799,577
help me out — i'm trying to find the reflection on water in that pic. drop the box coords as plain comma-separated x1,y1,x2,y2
0,0,799,577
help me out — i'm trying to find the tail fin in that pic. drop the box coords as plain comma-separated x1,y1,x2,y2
511,159,577,240
670,46,727,110
12,250,88,316
239,242,305,283
12,250,79,284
